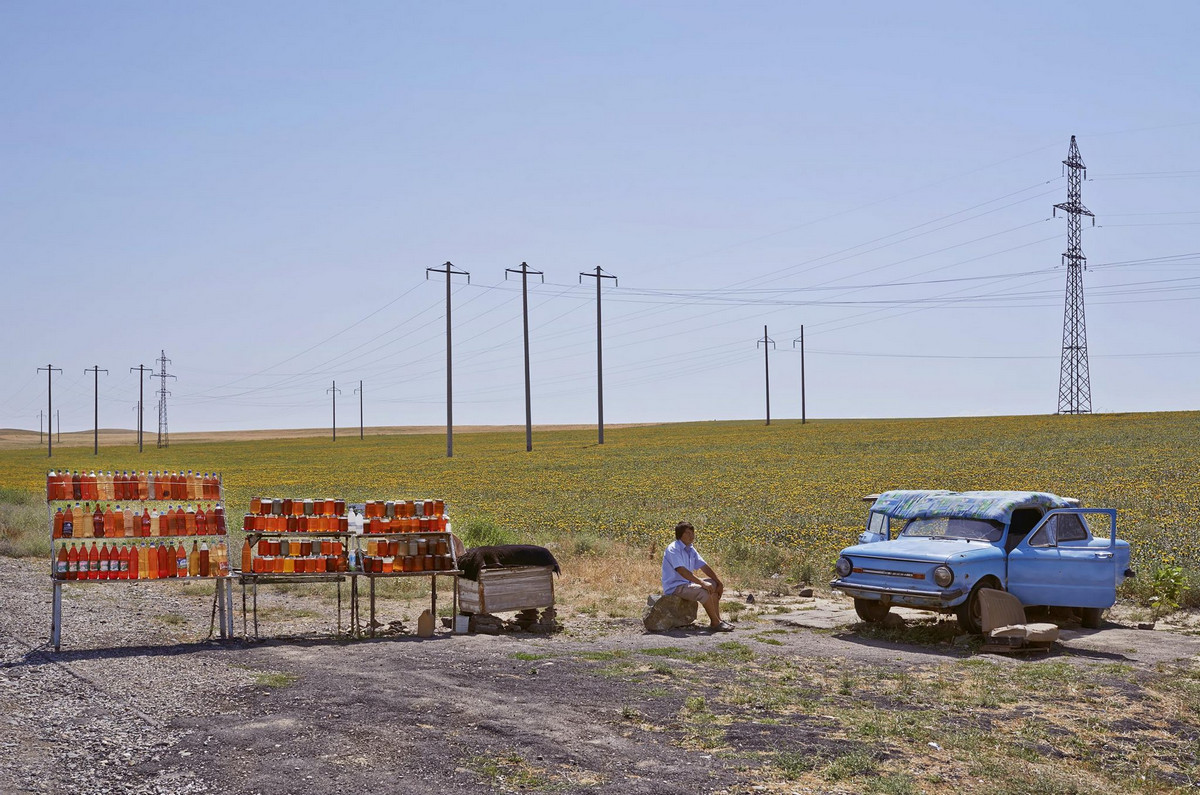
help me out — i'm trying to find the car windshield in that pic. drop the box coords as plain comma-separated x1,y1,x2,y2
901,516,1004,542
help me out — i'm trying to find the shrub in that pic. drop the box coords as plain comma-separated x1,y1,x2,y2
0,487,48,559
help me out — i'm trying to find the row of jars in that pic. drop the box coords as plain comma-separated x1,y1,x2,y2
249,497,346,517
48,470,221,502
361,554,455,573
244,514,350,533
364,537,449,558
363,500,445,519
250,555,347,574
364,515,448,534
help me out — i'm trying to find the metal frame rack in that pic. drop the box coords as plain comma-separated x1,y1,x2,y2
47,471,236,651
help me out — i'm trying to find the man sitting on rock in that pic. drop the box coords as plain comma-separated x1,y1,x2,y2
662,521,733,632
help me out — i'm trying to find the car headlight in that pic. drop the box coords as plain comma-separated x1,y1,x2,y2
835,556,852,578
933,565,954,587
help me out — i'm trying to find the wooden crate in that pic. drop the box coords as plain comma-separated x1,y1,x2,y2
457,566,555,614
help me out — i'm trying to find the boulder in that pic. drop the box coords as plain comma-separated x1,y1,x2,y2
643,593,698,632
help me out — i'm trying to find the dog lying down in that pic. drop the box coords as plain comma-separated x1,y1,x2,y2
457,544,561,582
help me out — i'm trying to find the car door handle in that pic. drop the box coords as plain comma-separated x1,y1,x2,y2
1094,552,1113,559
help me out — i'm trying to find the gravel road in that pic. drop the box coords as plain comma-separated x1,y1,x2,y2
2,557,1197,795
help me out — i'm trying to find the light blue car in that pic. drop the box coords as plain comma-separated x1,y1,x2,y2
831,490,1134,633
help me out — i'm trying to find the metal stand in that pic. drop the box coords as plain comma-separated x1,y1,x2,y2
239,572,347,640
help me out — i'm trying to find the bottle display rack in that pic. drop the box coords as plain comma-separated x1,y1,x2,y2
47,469,236,650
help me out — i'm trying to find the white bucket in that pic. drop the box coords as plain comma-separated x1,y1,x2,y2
454,614,470,634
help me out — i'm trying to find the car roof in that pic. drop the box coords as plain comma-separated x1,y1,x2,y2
869,490,1075,523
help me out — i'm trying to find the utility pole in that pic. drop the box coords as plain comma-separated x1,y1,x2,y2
327,381,341,441
84,366,108,454
37,365,62,458
579,267,618,444
505,262,544,452
756,326,775,426
426,261,471,458
354,380,363,440
150,351,175,448
1054,135,1095,414
130,365,150,453
792,326,806,425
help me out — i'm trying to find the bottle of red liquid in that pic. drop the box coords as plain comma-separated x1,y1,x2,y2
199,542,210,577
128,544,139,580
55,545,68,579
156,542,169,578
53,508,64,539
87,542,100,580
196,507,207,536
117,544,129,579
93,506,105,538
62,506,74,539
176,543,188,577
67,543,79,580
99,542,111,580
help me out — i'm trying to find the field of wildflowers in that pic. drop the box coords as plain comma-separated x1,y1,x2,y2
1,411,1196,579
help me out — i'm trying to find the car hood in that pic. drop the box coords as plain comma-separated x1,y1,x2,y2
840,537,1002,564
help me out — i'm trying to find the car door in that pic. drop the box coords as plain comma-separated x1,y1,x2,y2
1008,510,1115,608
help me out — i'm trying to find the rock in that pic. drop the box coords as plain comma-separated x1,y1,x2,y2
1137,622,1156,630
882,613,905,628
797,587,814,598
642,593,698,632
469,614,505,635
745,594,756,604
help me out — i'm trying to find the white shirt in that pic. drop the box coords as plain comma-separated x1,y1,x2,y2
662,539,707,594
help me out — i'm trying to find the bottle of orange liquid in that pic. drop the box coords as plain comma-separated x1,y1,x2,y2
184,507,197,535
124,544,136,580
67,543,80,579
156,542,169,578
189,541,200,576
241,539,252,574
137,471,148,501
138,543,150,579
53,507,64,539
176,543,188,577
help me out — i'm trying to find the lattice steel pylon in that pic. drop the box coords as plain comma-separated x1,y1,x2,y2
1053,135,1095,414
150,350,176,448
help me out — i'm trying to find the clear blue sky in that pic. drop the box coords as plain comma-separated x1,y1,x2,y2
3,2,1199,431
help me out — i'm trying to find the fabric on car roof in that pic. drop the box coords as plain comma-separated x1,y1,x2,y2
872,490,1072,523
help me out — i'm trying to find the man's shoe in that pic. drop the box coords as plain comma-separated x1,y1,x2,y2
710,621,735,632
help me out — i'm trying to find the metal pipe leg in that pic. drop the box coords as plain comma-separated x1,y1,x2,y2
253,580,259,640
241,577,248,639
52,581,62,652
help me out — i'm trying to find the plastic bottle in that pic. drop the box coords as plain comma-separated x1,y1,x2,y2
99,542,111,579
195,506,207,536
56,544,68,579
87,542,100,580
176,543,188,577
53,508,64,539
189,542,200,576
185,507,197,536
199,542,210,577
62,506,74,540
157,542,169,579
241,540,252,574
125,544,137,580
67,543,79,580
138,543,149,579
123,507,135,537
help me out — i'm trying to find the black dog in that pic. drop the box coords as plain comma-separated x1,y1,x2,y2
458,544,561,581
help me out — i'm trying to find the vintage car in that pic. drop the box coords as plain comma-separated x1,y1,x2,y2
831,490,1134,633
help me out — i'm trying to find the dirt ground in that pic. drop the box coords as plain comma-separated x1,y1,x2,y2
2,557,1198,795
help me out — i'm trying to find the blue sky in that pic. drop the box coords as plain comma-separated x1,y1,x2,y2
3,3,1199,431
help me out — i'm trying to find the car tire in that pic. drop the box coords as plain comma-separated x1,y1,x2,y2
1079,607,1104,629
956,583,996,635
853,598,891,623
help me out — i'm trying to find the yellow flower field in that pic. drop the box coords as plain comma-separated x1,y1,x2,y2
2,412,1197,575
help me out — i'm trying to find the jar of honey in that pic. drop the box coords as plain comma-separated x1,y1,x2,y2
250,497,262,514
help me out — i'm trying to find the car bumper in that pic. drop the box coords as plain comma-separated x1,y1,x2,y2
830,579,968,609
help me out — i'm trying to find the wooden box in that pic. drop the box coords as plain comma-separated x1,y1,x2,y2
457,566,556,615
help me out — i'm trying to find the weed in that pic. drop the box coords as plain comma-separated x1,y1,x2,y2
254,671,298,688
640,646,684,657
821,750,876,781
510,652,551,661
155,613,187,627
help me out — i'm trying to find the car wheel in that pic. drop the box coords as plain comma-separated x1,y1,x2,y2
1079,607,1104,629
956,583,995,635
854,598,891,623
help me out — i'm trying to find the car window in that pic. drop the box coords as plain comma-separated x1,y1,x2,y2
867,511,887,535
902,516,1003,542
1028,522,1055,548
1053,514,1089,543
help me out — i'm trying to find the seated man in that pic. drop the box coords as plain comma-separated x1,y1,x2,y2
661,521,733,632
